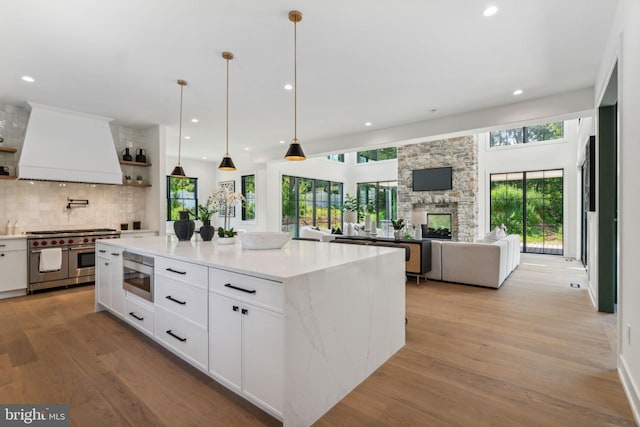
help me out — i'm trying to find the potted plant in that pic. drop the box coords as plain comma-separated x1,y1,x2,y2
193,194,218,241
211,185,245,244
391,218,405,240
343,193,359,224
136,175,143,184
124,175,132,184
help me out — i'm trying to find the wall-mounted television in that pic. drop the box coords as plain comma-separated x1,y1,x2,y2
412,167,452,191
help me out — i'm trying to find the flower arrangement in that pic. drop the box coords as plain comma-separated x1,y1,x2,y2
211,185,245,238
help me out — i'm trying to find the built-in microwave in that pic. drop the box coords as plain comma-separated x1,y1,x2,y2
123,251,154,302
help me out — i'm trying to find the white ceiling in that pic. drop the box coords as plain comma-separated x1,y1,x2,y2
0,0,617,163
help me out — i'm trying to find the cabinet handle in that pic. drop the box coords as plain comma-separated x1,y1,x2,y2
128,312,144,321
111,253,120,256
166,295,186,305
232,305,239,312
224,283,256,294
0,244,6,248
241,308,248,315
105,262,110,266
166,330,187,342
98,249,107,253
166,268,187,275
1,253,4,257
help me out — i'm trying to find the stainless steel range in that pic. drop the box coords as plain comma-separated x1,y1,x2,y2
26,229,120,292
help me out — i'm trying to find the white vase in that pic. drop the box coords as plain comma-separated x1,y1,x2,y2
217,236,236,245
343,211,357,224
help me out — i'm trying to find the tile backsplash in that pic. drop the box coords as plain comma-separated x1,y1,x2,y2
0,180,146,234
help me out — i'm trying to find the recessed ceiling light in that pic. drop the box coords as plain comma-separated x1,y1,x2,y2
284,84,293,91
244,147,250,151
185,136,191,139
21,75,35,83
483,6,498,17
513,89,523,96
365,122,372,127
202,156,207,160
279,140,286,144
191,118,199,123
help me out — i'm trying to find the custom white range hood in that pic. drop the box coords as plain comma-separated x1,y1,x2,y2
18,102,122,184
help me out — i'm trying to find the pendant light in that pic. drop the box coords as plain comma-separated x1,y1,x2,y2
218,52,237,171
171,79,188,177
284,10,306,161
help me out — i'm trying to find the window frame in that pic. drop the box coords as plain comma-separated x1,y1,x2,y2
166,176,198,221
281,174,344,237
488,121,565,149
241,174,256,222
356,147,398,163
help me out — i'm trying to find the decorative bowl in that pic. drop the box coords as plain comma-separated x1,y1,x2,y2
239,232,290,250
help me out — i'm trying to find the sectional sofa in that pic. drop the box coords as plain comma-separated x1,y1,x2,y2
426,234,520,288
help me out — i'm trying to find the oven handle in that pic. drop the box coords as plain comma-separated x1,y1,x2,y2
69,246,95,251
31,248,70,254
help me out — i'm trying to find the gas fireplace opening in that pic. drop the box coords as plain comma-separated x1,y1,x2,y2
422,213,452,239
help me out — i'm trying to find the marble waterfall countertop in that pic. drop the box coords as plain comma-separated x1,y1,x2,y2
104,235,400,281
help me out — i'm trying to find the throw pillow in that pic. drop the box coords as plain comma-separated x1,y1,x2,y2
497,228,507,239
334,227,343,235
484,227,500,242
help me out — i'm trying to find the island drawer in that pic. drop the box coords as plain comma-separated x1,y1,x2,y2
155,305,208,370
155,256,208,289
0,239,27,251
155,275,208,328
124,297,155,337
209,268,283,312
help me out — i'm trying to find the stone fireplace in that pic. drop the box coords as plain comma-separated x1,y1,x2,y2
398,135,478,242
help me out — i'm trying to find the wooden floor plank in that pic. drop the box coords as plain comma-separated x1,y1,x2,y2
0,254,635,426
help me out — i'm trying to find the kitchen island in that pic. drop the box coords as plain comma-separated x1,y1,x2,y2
96,236,405,426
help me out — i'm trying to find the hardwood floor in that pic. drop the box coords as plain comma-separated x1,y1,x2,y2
0,254,635,426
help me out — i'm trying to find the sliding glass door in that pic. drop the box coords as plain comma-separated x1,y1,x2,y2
490,169,563,255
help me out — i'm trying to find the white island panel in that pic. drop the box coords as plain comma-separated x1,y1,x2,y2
283,250,405,426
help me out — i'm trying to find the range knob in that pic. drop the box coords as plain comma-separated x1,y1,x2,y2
68,239,73,244
91,238,96,242
51,240,57,245
33,241,39,247
59,240,64,245
84,238,89,243
41,241,47,246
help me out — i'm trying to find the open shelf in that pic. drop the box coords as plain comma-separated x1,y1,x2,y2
0,147,18,153
120,160,152,167
0,175,17,180
122,182,152,188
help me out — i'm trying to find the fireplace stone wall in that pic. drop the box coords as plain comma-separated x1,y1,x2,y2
398,135,478,242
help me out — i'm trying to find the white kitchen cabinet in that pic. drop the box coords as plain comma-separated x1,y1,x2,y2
209,269,283,416
154,255,208,371
95,243,124,317
0,238,27,298
124,292,155,337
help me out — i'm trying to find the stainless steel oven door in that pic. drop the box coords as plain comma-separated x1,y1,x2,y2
29,248,70,283
68,245,96,278
123,252,154,302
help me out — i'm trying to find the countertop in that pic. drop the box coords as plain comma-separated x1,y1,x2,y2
0,234,26,240
100,235,398,281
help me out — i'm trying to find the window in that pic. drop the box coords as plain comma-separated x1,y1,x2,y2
325,153,345,162
489,122,564,147
357,181,397,229
281,175,343,237
167,176,198,221
490,169,563,255
241,175,256,221
356,147,397,163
